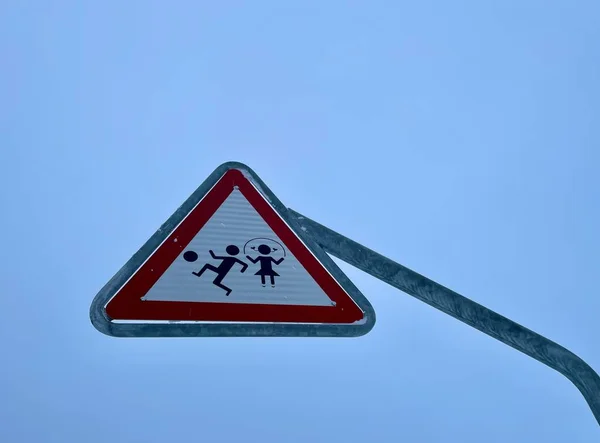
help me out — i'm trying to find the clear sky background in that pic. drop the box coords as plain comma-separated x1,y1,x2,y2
1,1,599,441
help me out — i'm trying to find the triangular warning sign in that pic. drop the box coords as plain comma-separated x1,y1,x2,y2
90,162,375,338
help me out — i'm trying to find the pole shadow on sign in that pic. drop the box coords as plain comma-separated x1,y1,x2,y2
89,160,600,429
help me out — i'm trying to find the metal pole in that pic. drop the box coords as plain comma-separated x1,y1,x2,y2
288,209,600,426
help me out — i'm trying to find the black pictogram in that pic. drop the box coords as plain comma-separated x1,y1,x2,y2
184,245,247,296
246,244,285,287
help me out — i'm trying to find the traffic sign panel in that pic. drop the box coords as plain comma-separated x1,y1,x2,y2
90,162,375,337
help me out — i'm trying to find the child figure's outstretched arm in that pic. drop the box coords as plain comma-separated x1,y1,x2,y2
209,250,225,260
237,259,248,273
246,255,260,264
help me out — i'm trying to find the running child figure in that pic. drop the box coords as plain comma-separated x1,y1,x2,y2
246,244,284,287
192,245,247,296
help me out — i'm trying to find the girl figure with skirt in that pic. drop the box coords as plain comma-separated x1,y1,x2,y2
246,244,284,287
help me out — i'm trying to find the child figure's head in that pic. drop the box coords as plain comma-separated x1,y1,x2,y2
226,245,240,255
257,244,272,255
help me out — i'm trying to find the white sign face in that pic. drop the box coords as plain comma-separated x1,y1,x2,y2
141,188,336,307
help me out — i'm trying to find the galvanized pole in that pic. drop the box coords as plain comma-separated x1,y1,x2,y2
288,209,600,426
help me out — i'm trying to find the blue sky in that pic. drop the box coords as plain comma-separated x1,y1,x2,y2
1,1,599,441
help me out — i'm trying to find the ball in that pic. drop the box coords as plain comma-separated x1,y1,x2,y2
183,250,199,262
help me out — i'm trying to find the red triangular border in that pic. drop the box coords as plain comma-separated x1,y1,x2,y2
105,169,364,324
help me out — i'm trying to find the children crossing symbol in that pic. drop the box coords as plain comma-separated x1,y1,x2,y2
182,239,286,296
